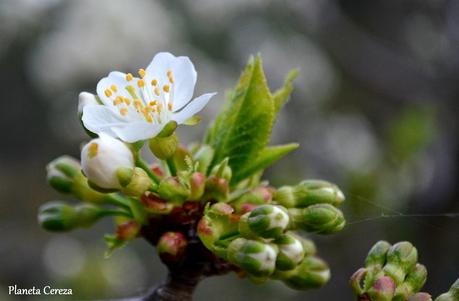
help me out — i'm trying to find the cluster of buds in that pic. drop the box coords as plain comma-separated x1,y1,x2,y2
197,178,346,289
436,279,459,301
350,241,431,301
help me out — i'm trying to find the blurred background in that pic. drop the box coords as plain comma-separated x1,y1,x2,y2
1,0,458,300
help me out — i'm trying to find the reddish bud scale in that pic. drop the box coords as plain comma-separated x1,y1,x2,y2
169,201,203,225
116,220,140,240
240,203,258,214
253,186,273,203
151,164,164,177
197,218,213,236
141,193,173,214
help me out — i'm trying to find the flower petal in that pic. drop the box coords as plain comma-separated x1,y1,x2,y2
172,92,216,124
96,71,134,107
111,122,164,143
145,52,197,110
82,105,126,137
170,56,197,110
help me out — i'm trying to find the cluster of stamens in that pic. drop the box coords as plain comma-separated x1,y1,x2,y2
103,68,175,123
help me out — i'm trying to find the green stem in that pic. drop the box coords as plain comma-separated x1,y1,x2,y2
104,193,132,210
166,158,177,176
136,158,161,184
99,209,133,218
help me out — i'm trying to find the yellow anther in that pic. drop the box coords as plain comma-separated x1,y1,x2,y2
163,84,170,93
138,68,146,78
126,73,133,81
146,115,153,123
104,89,113,97
124,97,131,106
149,100,157,107
120,108,128,116
168,102,173,111
154,87,160,96
167,69,172,77
113,96,123,106
151,79,158,86
137,79,145,88
111,84,118,92
168,75,174,84
88,143,98,158
134,99,142,107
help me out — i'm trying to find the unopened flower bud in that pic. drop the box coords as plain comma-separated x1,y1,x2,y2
47,156,81,194
193,144,215,174
274,233,305,271
383,241,418,285
210,158,232,182
157,232,188,264
395,264,428,299
233,187,273,213
365,240,391,268
38,202,103,231
288,204,345,234
148,122,178,159
367,276,396,301
173,145,193,171
116,220,140,240
120,167,153,197
205,176,229,202
436,279,459,301
241,205,289,239
227,238,278,277
277,256,330,290
189,172,206,201
274,180,345,208
350,268,368,296
158,177,190,203
81,134,134,190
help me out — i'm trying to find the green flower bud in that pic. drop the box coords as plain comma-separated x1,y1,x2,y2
189,172,206,201
350,268,368,296
365,240,392,268
157,231,188,265
241,205,289,239
383,241,418,285
47,156,108,203
274,233,305,271
367,276,396,301
233,187,273,213
173,145,192,172
204,176,229,202
436,279,459,301
38,202,103,231
395,264,428,299
288,204,345,234
158,177,190,203
274,180,345,208
299,236,317,257
193,144,215,174
197,203,238,253
227,238,278,277
120,167,153,197
116,220,140,240
148,125,178,160
210,158,232,182
81,134,135,190
277,256,330,290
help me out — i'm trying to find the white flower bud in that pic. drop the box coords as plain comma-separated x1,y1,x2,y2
78,92,99,115
81,134,134,189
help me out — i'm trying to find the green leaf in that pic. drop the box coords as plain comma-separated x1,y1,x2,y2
234,143,299,183
206,56,275,184
273,69,299,115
